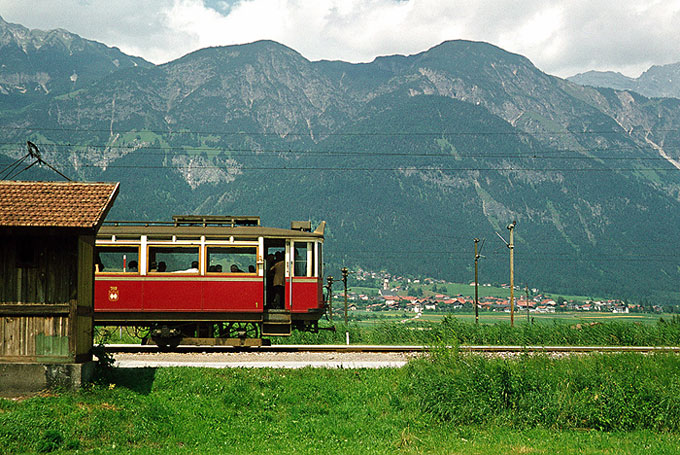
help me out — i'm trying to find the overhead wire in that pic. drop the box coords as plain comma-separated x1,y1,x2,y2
68,164,680,172
0,154,29,179
2,129,678,271
337,248,680,263
1,124,679,137
1,126,678,172
2,140,680,161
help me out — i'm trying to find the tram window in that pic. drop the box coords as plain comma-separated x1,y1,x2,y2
206,246,257,274
293,242,308,277
148,246,199,273
95,246,139,273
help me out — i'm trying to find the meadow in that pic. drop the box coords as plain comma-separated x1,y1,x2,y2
96,313,680,347
278,315,680,347
2,352,680,454
344,310,663,326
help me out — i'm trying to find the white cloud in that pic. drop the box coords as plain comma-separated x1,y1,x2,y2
1,0,679,77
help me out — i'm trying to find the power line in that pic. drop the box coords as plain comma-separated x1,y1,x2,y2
0,124,679,137
0,141,71,180
72,164,680,172
3,141,680,161
339,249,680,263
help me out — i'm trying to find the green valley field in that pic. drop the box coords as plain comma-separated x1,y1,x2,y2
276,316,680,347
97,315,680,347
3,352,680,454
76,317,680,454
344,310,663,326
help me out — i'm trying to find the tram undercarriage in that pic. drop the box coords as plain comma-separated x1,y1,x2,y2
95,308,325,348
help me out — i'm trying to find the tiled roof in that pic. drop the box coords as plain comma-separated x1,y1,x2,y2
0,181,119,229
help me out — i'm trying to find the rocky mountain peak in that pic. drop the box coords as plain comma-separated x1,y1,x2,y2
0,16,150,106
568,61,680,99
3,19,680,298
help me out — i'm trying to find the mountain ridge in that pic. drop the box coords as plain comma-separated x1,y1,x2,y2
0,15,151,107
2,22,680,300
568,61,680,100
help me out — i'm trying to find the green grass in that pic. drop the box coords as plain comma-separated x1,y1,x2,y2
280,315,680,346
2,354,680,454
97,314,680,347
371,281,616,303
543,291,609,302
348,285,382,296
435,282,510,298
385,281,512,298
407,351,680,431
346,310,663,326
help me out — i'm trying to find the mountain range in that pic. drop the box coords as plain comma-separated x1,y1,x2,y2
2,15,680,302
0,16,150,108
568,63,680,100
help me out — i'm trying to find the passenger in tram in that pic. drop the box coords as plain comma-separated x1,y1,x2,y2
265,253,275,307
174,261,198,273
149,261,158,272
128,260,138,272
230,264,243,273
248,265,256,273
208,265,216,272
215,264,223,272
294,248,305,277
270,251,285,309
157,261,167,272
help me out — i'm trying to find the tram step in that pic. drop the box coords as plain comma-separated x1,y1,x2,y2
262,322,292,336
263,312,292,323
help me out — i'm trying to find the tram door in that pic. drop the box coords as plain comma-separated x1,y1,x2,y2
263,240,287,311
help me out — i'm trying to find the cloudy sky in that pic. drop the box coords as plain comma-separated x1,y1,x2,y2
1,0,679,78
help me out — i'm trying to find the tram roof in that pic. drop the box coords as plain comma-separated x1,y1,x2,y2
97,222,325,240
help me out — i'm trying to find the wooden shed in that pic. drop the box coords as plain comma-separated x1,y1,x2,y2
0,181,119,365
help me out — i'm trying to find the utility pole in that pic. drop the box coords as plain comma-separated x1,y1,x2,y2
526,285,530,323
474,238,480,324
326,276,334,323
508,221,516,327
341,267,349,345
496,221,517,327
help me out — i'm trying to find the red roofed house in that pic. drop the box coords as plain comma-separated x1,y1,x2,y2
0,181,118,394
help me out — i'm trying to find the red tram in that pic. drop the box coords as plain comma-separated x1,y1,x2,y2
94,215,326,346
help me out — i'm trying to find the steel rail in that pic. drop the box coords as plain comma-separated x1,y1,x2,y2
103,344,680,354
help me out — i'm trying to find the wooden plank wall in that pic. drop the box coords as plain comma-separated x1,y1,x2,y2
0,234,80,362
0,314,70,362
75,235,95,360
0,234,77,304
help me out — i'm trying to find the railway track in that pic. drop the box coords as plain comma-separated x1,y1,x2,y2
104,343,680,354
104,344,680,369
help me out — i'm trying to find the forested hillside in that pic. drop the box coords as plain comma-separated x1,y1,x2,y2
2,17,680,300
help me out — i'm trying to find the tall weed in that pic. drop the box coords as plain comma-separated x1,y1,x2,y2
404,351,680,431
279,317,680,346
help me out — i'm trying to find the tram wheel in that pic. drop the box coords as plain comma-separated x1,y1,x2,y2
150,324,182,349
151,335,181,349
225,322,260,339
